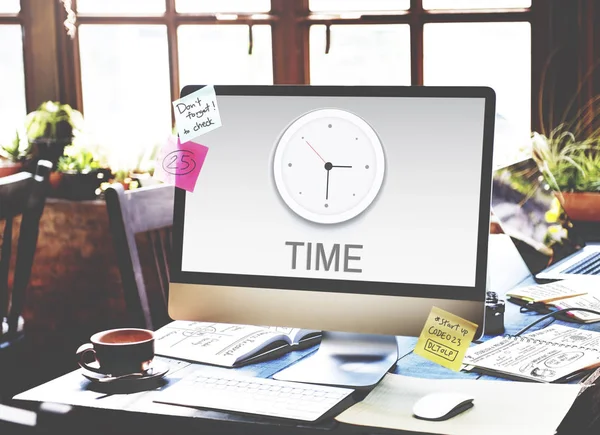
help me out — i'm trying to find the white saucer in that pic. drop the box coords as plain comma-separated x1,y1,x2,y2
80,361,169,384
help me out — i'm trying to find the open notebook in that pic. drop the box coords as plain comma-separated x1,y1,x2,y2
464,324,600,382
153,321,321,367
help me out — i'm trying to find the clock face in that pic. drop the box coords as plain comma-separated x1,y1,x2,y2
272,108,386,224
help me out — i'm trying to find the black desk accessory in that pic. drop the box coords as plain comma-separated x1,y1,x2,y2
485,291,505,335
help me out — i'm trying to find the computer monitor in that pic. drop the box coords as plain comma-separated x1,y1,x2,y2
169,85,495,388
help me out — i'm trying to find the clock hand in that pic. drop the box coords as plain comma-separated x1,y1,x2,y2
324,162,333,200
324,163,351,200
305,140,327,164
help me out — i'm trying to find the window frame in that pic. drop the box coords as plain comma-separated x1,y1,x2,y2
0,1,31,111
0,8,22,25
303,0,532,84
56,0,548,131
62,0,282,124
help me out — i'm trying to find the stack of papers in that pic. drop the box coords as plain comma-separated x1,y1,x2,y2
507,279,600,322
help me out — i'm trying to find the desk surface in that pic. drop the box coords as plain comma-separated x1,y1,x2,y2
12,236,600,435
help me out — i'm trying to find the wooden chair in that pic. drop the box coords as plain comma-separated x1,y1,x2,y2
0,160,52,345
0,161,51,403
105,183,174,331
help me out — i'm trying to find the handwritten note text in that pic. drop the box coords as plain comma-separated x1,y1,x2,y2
172,85,222,143
413,306,478,371
154,135,209,193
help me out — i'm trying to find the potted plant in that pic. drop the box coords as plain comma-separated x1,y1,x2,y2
24,101,84,168
54,143,109,200
532,126,600,222
0,130,31,177
530,80,600,223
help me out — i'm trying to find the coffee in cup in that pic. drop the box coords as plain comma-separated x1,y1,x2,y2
76,328,155,376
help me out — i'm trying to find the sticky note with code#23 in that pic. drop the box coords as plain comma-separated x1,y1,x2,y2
413,306,478,371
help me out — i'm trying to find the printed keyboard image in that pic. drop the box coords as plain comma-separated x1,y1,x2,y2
155,369,355,422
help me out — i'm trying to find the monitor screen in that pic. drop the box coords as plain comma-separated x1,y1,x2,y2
173,86,493,303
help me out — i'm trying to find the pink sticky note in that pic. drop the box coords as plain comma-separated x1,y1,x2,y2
154,136,208,193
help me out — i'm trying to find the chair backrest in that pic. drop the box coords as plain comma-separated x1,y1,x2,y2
105,183,174,331
0,160,52,340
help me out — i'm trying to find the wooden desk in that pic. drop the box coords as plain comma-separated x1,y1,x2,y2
11,236,600,434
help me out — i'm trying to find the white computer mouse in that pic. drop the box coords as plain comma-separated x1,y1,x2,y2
412,391,474,421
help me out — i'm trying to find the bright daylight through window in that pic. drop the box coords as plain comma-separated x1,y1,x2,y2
0,3,26,152
1,0,533,179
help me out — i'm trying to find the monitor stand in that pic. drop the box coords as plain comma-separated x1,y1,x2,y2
272,331,399,389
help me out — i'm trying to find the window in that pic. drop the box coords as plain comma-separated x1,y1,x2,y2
309,0,410,13
69,1,533,169
178,25,273,86
78,25,172,170
423,0,531,9
73,0,274,168
1,0,20,14
424,22,531,165
176,0,270,13
304,1,532,166
310,25,410,85
0,3,26,148
76,0,165,14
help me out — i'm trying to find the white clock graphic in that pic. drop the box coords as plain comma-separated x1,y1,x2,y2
272,108,385,224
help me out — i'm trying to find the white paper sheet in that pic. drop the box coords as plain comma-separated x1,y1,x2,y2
506,279,593,303
336,373,580,435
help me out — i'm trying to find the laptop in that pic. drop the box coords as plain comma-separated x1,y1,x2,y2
491,158,600,280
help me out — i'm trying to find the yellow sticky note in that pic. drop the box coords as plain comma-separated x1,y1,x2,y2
413,306,478,371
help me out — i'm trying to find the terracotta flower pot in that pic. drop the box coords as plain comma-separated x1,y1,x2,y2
0,159,23,178
556,192,600,222
49,171,63,190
